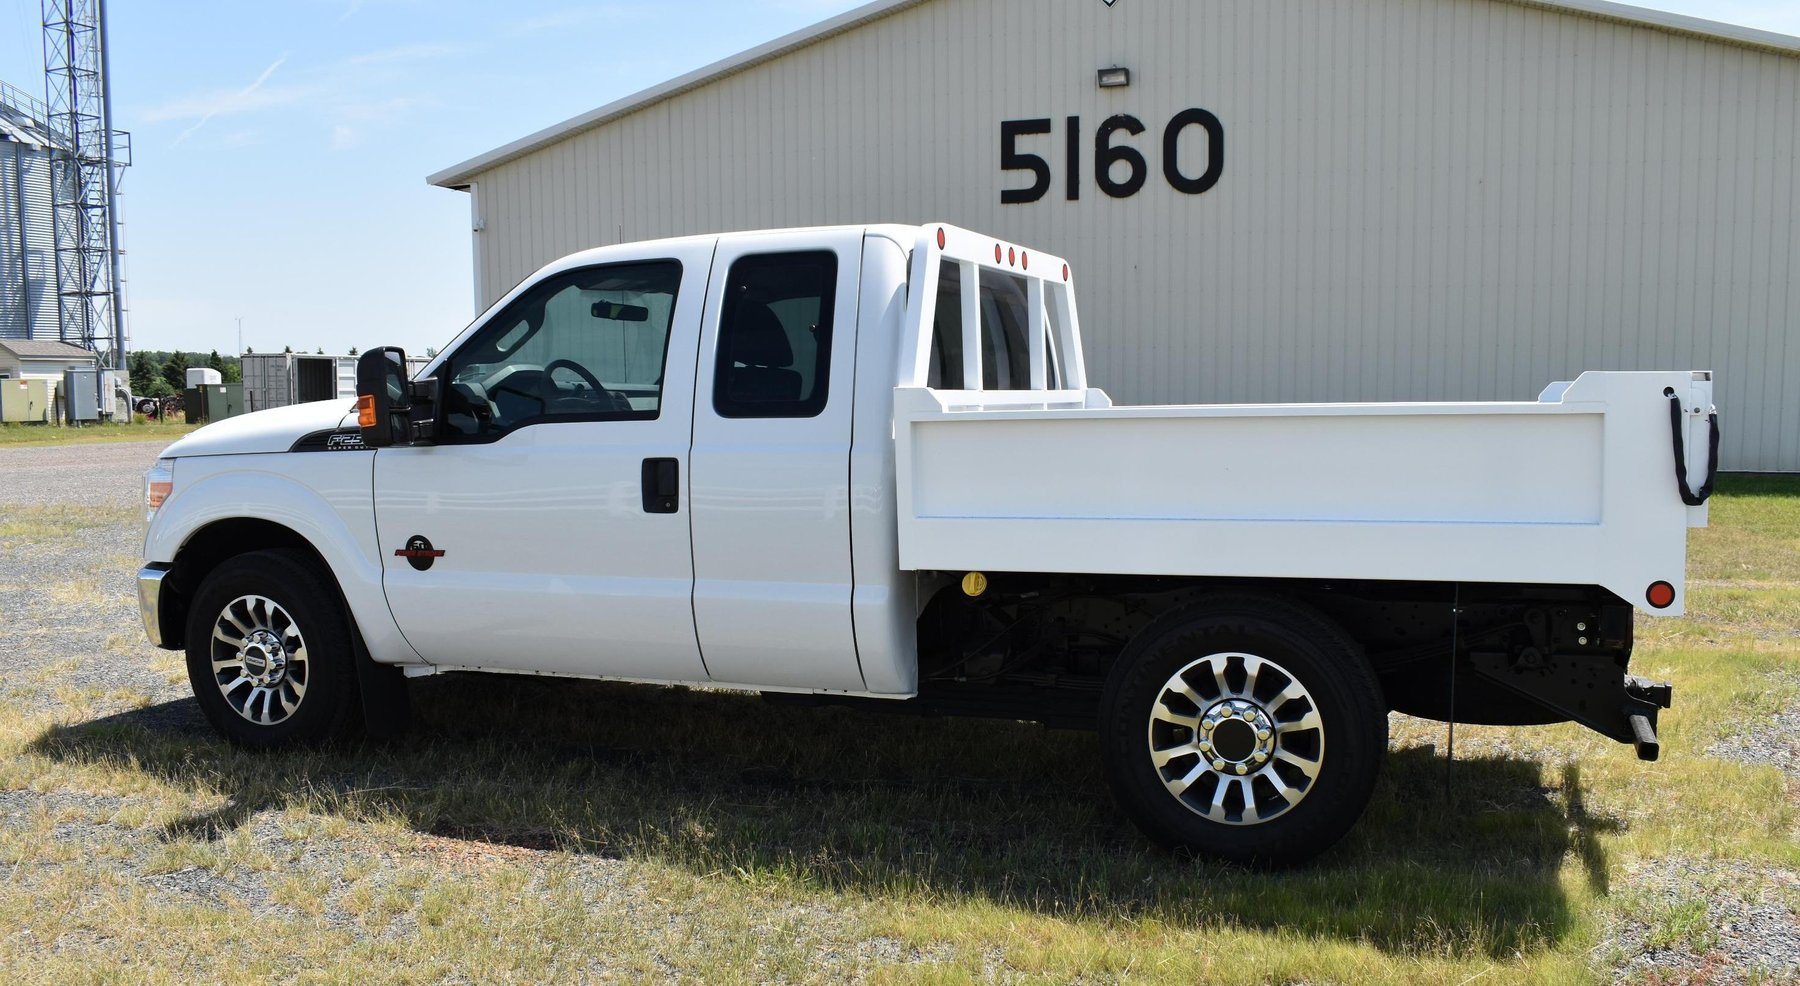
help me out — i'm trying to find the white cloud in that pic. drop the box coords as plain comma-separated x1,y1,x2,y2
141,43,452,151
151,54,291,145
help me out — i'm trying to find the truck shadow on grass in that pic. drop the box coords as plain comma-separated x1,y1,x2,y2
31,672,1619,959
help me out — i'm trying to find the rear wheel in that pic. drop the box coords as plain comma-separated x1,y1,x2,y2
1100,595,1386,866
184,549,360,747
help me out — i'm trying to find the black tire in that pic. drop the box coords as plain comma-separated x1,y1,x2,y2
184,548,360,747
1099,594,1386,866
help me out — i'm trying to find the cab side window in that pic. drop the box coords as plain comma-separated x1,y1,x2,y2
713,251,837,419
440,261,681,440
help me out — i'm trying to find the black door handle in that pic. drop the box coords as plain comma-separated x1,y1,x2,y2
641,458,679,513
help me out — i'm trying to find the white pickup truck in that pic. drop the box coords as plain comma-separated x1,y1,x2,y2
138,223,1718,864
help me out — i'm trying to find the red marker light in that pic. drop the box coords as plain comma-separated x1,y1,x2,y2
936,227,946,249
994,244,1003,263
1062,264,1069,281
1008,247,1016,266
1646,581,1676,609
1021,251,1029,270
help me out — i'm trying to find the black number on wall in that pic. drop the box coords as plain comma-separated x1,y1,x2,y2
1163,108,1224,195
1000,118,1053,204
999,109,1224,203
1095,114,1148,199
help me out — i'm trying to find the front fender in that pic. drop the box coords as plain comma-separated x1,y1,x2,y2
147,453,423,667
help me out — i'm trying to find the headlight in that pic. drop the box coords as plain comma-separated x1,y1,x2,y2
144,458,174,521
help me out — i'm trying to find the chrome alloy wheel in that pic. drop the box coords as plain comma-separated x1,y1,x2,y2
1146,652,1325,826
208,594,309,726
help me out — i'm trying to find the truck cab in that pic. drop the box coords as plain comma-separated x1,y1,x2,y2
138,223,1716,864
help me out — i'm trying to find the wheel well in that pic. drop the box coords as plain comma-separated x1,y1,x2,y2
162,519,332,649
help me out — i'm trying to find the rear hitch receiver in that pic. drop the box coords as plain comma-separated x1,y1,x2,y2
1468,652,1674,763
1628,714,1660,762
1624,674,1674,762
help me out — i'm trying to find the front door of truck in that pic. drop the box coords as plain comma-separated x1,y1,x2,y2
687,230,865,690
373,244,712,681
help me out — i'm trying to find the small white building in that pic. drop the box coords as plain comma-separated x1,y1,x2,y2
0,338,96,381
429,0,1800,470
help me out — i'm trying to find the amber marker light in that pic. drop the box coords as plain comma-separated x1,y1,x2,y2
146,481,172,510
357,394,377,428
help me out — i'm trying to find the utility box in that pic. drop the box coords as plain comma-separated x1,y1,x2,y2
100,369,127,419
185,367,223,388
241,353,357,412
184,383,244,424
0,378,51,423
62,369,100,422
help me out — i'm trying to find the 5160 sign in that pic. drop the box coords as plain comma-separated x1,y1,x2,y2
1000,109,1224,203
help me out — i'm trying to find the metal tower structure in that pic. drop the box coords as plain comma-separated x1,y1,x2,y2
41,0,128,368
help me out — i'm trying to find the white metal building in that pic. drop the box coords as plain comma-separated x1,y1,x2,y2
429,0,1800,471
0,82,64,343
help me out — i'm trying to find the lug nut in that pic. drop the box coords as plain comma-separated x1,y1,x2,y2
1212,760,1227,771
1576,622,1587,631
1578,637,1589,646
1235,763,1249,775
1253,752,1268,763
1256,728,1271,740
1198,741,1212,752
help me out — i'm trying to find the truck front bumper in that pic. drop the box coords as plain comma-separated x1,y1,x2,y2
137,563,173,648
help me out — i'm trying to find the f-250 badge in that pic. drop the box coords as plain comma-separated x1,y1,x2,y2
394,535,445,571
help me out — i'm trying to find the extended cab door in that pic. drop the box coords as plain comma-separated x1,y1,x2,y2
373,243,713,682
688,231,866,690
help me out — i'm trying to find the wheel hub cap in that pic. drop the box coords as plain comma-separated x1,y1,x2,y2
241,631,289,687
208,594,309,726
1146,652,1326,826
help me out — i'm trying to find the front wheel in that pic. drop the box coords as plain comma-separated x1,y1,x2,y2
1099,595,1387,866
184,549,360,747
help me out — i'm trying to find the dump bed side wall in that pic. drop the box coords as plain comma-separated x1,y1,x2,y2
895,370,1706,615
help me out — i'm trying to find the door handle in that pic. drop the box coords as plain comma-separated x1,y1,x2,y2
641,458,679,513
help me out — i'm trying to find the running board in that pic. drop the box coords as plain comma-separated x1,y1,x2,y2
1467,653,1673,761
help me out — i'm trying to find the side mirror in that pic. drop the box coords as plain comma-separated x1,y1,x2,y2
356,347,411,447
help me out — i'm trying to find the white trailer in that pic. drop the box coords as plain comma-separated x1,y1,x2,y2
137,224,1715,864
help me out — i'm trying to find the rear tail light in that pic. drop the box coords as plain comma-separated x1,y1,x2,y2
1646,581,1676,609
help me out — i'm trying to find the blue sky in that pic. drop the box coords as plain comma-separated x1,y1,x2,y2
1,0,1796,357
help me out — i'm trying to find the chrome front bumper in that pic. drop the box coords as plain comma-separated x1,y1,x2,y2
137,563,172,648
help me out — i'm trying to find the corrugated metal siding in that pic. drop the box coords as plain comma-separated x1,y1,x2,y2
462,0,1800,471
0,142,59,342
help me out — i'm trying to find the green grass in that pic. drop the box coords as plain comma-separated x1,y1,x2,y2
1,477,1797,982
0,418,197,447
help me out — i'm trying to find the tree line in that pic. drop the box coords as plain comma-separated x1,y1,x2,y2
127,350,240,397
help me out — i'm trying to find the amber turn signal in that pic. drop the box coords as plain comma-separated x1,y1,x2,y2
357,394,376,428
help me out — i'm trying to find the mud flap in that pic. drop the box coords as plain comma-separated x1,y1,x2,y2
1468,652,1673,761
351,630,412,741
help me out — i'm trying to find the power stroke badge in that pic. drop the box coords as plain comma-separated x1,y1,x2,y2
394,535,446,571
